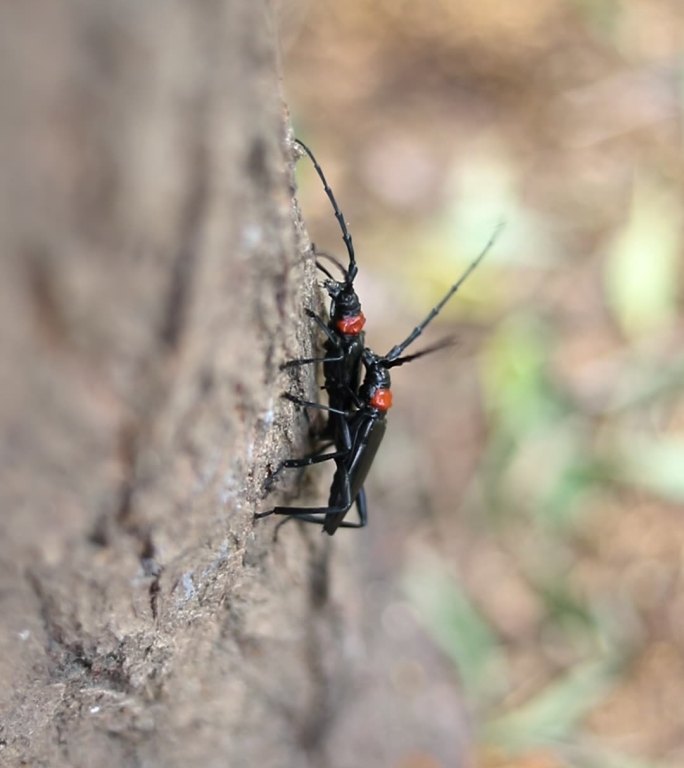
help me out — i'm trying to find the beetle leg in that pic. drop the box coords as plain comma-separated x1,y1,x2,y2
281,513,365,529
303,308,342,345
279,308,345,369
354,487,368,527
281,392,348,415
258,455,354,535
276,446,347,471
280,352,343,370
263,440,341,492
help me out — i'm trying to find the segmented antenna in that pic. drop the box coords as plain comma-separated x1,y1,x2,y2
314,250,348,279
384,222,504,363
383,336,458,369
295,139,357,283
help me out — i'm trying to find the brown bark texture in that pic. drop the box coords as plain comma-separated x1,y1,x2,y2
0,2,343,766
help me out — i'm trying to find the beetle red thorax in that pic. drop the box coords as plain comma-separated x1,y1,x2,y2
335,312,366,336
370,387,392,412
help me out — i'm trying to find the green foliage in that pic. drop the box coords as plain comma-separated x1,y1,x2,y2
484,660,619,750
609,434,684,503
403,558,508,705
604,178,681,339
406,173,683,765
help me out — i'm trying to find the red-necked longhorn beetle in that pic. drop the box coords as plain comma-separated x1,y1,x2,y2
256,224,502,535
281,140,367,434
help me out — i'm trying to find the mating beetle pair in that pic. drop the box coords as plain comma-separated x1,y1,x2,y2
255,139,499,535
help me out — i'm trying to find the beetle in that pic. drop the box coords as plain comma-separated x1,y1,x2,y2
257,224,502,534
259,350,391,533
281,139,367,434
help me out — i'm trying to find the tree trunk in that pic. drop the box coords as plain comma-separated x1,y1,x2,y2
0,3,340,766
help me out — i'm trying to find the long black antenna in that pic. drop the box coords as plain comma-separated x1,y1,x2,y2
315,250,348,279
384,222,504,362
295,139,357,283
315,260,336,282
384,336,458,368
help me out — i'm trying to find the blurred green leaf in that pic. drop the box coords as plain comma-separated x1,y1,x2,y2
480,315,568,439
403,557,508,703
609,433,684,502
478,316,593,527
604,177,681,338
538,449,610,530
539,579,597,632
444,144,518,252
484,418,591,529
484,659,619,750
441,140,550,268
571,0,624,43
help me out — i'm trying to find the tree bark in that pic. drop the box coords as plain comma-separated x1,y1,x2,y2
0,3,338,766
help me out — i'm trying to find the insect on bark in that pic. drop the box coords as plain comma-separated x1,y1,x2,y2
258,154,502,534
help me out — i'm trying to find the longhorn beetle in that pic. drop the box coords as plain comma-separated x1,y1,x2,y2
257,224,502,534
281,139,367,436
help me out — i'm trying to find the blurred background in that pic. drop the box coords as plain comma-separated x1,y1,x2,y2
278,1,684,766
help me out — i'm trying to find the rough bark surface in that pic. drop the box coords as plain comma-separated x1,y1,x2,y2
0,3,341,766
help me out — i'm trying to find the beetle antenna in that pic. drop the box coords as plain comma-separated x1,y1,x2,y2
295,139,357,284
315,260,336,281
315,250,349,280
383,336,458,369
384,222,503,362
